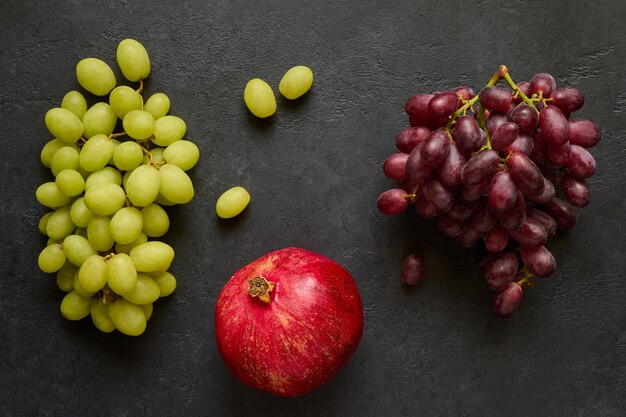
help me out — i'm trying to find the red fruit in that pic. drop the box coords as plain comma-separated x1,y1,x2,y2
215,248,363,397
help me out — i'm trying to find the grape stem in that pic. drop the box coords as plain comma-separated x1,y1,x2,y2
515,267,535,288
109,132,127,139
137,79,144,94
444,95,480,131
502,72,537,111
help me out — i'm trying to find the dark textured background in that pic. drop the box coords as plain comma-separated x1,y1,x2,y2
1,1,625,416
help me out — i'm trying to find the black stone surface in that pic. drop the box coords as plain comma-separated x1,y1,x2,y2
1,1,625,416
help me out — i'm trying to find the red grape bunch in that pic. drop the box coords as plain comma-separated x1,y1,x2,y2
378,65,600,317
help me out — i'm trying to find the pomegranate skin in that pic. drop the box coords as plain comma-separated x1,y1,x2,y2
215,247,363,397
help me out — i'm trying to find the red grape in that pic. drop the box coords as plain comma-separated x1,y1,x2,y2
479,86,513,112
539,105,569,147
541,197,576,230
520,246,556,278
427,91,459,119
438,214,465,238
488,171,518,212
401,253,426,285
461,150,500,185
469,199,498,233
423,177,454,211
383,153,409,180
529,131,549,165
405,93,434,125
568,119,601,148
510,104,539,134
446,198,476,220
547,141,571,166
550,87,584,113
509,218,547,247
456,226,481,248
486,112,507,135
499,191,526,231
453,115,482,153
454,86,475,101
491,122,519,151
480,251,519,291
526,176,555,204
566,145,596,179
395,126,430,154
420,130,451,165
405,143,434,180
508,152,545,196
437,142,466,186
493,282,523,318
526,208,557,238
377,189,409,214
463,177,491,201
530,73,556,97
512,82,531,104
415,195,438,218
561,174,591,207
504,133,534,156
483,224,509,253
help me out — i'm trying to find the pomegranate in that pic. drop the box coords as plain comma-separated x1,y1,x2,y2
215,247,363,397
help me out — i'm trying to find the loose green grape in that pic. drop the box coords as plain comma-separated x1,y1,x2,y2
113,141,143,171
76,58,116,96
153,271,177,297
159,164,194,204
39,212,53,235
84,166,122,190
91,299,116,333
123,110,155,140
60,291,92,320
279,66,314,99
69,198,94,228
78,254,107,292
50,146,80,176
83,183,126,216
162,140,199,171
61,90,88,119
216,186,250,219
55,169,85,197
116,39,151,82
46,206,75,241
243,78,276,118
142,147,164,165
38,243,67,273
73,271,95,298
141,303,153,320
36,182,71,208
130,241,174,272
107,299,146,336
106,253,137,295
41,139,76,167
154,193,175,206
109,86,143,119
56,262,77,292
143,93,170,119
82,103,117,139
152,115,186,146
140,204,169,237
110,207,143,244
114,232,147,256
87,216,115,252
125,164,160,206
45,108,84,143
62,234,97,266
79,134,115,171
123,274,160,305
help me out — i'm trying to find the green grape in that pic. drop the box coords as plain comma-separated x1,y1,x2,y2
82,103,117,139
279,66,314,100
142,147,164,165
116,39,151,82
123,110,155,140
76,58,116,96
87,216,115,252
73,271,95,297
41,139,76,167
69,197,94,227
106,253,137,295
162,140,199,171
159,164,194,204
36,182,71,208
140,303,153,320
243,78,276,118
55,169,85,197
123,274,160,305
154,193,175,206
56,262,77,292
107,299,146,336
60,291,92,320
38,212,53,235
130,241,174,272
78,254,107,292
140,204,169,237
50,146,80,176
216,187,251,219
62,234,97,266
83,183,126,216
109,86,143,119
143,93,170,119
114,232,147,255
125,164,160,206
153,271,177,297
152,115,186,146
79,134,115,172
90,299,116,333
113,141,143,171
38,243,67,273
84,166,122,190
61,90,88,119
45,108,84,143
110,207,143,244
46,205,75,241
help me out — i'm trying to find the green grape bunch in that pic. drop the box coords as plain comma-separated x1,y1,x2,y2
36,38,199,336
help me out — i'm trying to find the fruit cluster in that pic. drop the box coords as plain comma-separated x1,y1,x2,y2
36,39,199,335
378,65,600,317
